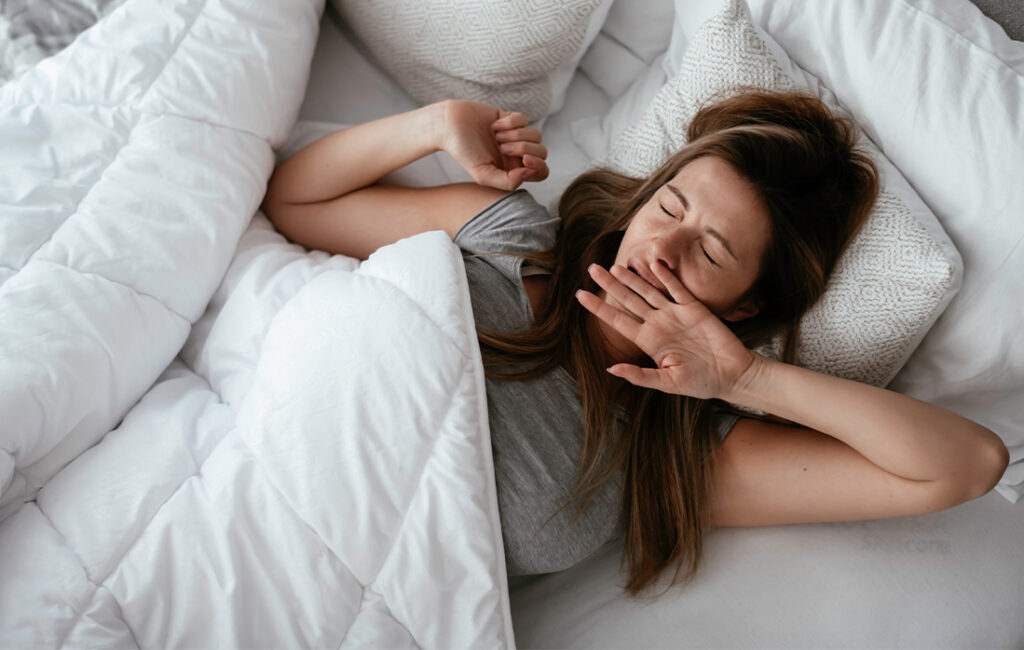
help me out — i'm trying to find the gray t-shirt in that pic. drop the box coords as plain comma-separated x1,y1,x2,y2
454,189,739,576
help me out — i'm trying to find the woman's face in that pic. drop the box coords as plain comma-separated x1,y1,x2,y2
613,156,772,320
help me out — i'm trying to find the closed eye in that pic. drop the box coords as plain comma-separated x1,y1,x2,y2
702,247,718,266
660,204,677,219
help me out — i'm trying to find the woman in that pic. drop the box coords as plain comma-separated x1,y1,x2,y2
261,91,1008,596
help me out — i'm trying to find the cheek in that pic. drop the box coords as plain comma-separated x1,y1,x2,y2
681,265,744,315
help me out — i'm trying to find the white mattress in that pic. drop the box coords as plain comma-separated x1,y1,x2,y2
297,4,1024,648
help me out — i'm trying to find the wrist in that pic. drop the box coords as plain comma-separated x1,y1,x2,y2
721,352,774,406
424,100,451,153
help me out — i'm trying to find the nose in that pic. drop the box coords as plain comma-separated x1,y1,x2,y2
649,227,687,271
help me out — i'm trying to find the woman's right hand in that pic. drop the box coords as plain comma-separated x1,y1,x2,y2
437,99,550,191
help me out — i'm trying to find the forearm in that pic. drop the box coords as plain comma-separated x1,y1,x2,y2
727,357,1007,488
265,101,444,205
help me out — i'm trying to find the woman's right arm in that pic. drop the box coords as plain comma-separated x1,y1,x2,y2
261,100,547,260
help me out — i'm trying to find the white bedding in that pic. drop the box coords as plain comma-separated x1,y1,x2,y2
0,0,512,646
2,0,1021,647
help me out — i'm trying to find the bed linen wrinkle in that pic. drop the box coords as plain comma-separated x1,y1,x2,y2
74,583,142,650
0,506,103,648
1,270,190,472
29,507,136,650
26,259,193,322
8,106,138,271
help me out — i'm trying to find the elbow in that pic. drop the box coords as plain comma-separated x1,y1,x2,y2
261,169,290,225
260,184,292,235
261,195,284,228
971,433,1010,498
948,430,1010,504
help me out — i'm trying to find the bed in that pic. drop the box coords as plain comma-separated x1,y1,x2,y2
1,0,1022,647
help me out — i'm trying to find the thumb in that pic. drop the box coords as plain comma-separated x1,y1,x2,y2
472,164,515,191
607,364,665,390
507,166,534,188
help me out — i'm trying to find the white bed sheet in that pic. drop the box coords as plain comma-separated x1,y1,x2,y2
510,490,1024,648
297,4,1023,648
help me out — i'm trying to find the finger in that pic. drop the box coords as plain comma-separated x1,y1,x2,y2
522,154,550,181
588,264,656,319
506,166,534,189
649,260,699,307
494,126,542,143
575,289,644,340
491,111,529,130
499,141,548,160
608,263,672,309
606,364,667,390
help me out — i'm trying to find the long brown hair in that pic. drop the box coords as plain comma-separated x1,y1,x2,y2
477,89,879,595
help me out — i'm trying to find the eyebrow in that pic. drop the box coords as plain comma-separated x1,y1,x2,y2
665,183,738,262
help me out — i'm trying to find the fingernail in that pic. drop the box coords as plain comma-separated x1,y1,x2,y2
499,143,512,152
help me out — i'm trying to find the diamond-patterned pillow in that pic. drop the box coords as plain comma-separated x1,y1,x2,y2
603,0,962,387
331,0,613,123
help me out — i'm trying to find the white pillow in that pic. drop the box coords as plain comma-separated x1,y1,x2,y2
742,0,1024,500
601,0,963,389
570,0,710,162
570,54,668,160
577,0,675,101
330,0,614,123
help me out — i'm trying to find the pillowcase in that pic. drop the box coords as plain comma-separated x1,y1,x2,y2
330,0,614,123
599,0,963,389
743,0,1024,500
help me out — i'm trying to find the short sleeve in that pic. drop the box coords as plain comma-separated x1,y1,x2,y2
714,410,741,442
454,189,560,257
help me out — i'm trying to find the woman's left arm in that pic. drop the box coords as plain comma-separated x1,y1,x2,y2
725,354,1008,493
577,261,1009,513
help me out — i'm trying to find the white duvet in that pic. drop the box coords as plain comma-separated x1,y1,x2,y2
0,0,513,646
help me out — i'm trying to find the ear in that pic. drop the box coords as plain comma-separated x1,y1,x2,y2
721,297,759,322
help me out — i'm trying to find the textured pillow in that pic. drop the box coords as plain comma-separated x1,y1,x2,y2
331,0,614,123
601,0,962,388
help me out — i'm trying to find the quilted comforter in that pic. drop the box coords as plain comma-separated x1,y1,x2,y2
0,0,513,647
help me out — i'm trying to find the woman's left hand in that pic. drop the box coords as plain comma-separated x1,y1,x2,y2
576,261,762,400
439,100,550,191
